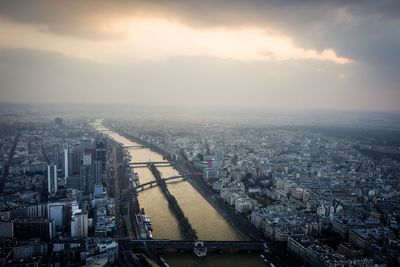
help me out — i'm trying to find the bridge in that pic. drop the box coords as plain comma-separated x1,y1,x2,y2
134,175,186,192
98,129,114,133
119,239,277,257
123,239,268,250
52,238,284,258
124,145,145,149
130,161,172,167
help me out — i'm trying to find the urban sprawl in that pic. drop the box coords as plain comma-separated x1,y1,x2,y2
0,113,399,267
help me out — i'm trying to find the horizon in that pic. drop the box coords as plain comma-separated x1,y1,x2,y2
2,100,400,113
2,101,400,132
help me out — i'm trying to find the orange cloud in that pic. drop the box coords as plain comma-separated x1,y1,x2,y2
0,17,351,64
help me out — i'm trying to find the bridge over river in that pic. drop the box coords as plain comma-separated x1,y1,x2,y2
129,161,173,168
134,175,186,192
121,239,270,250
52,238,284,257
119,239,284,257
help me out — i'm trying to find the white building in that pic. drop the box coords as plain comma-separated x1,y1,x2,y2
235,197,255,213
48,203,65,233
63,144,69,179
71,212,88,237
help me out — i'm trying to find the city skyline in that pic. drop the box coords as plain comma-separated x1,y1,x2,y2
0,0,399,111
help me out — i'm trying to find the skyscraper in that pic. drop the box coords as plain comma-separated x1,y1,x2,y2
47,165,57,195
95,135,107,176
71,147,81,175
94,160,102,185
63,144,69,179
81,164,95,194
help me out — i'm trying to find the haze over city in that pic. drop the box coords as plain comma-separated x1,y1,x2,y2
0,0,399,110
1,2,400,267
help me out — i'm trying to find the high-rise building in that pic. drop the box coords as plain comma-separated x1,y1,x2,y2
81,164,95,193
95,136,107,176
50,144,61,168
63,144,69,179
71,147,81,175
47,165,57,195
94,160,102,185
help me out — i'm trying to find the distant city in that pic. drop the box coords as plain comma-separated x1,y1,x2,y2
0,104,399,266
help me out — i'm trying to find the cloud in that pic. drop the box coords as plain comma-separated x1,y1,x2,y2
1,48,398,111
0,15,351,64
0,1,399,39
98,18,351,64
0,0,399,108
0,1,397,65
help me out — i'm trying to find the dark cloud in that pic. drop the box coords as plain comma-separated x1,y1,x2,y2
0,1,399,60
0,1,399,37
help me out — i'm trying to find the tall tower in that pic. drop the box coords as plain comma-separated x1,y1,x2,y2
47,165,57,194
94,160,102,185
81,163,95,194
63,144,69,179
95,136,107,176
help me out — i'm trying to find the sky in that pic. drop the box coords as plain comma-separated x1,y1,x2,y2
0,0,399,111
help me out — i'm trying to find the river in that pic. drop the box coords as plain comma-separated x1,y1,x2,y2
97,124,266,267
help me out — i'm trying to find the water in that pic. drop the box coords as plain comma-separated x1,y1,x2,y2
164,253,266,267
159,166,243,241
97,124,266,267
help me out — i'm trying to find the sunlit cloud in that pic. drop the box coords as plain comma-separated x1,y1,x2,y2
122,18,351,64
0,17,351,64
